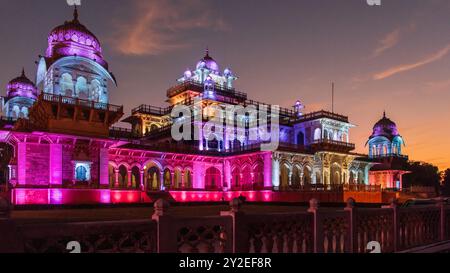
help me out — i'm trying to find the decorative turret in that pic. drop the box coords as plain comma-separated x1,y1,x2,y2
177,48,237,90
367,112,405,158
2,69,38,119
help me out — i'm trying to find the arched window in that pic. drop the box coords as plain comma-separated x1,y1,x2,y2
303,166,312,185
292,166,301,188
253,163,264,189
280,163,290,189
11,105,20,119
331,164,341,185
315,172,321,184
131,166,140,189
333,131,339,141
90,79,102,102
314,128,321,141
21,107,28,118
297,131,305,146
241,165,252,189
147,166,160,191
76,165,88,181
118,165,128,188
75,76,88,100
60,73,73,96
108,165,115,187
205,167,221,190
231,167,240,189
183,169,192,189
174,169,182,189
163,169,172,189
323,129,329,140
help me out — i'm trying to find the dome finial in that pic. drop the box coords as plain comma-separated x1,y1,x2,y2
205,46,210,57
383,110,386,118
73,5,79,21
21,67,25,77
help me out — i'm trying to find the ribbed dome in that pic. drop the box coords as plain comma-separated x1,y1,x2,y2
45,7,107,69
6,69,38,100
370,112,399,139
196,49,220,72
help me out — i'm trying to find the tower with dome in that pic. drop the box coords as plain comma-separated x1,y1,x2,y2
367,112,409,190
36,7,116,104
1,69,38,119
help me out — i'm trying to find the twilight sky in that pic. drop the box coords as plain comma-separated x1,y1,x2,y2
1,0,450,169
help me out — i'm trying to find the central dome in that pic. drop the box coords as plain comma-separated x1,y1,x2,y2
371,112,399,139
45,7,107,69
196,49,220,72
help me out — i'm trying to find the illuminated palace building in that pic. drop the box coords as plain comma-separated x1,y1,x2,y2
0,9,408,205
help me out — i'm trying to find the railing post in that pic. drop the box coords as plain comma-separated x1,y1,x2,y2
437,197,446,241
151,199,176,253
220,198,246,253
344,198,356,253
307,198,321,253
383,198,399,252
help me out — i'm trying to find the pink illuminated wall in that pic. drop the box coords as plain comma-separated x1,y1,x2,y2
99,148,109,186
49,144,63,185
12,189,144,205
17,143,26,185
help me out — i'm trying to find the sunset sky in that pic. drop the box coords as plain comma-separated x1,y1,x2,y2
1,0,450,170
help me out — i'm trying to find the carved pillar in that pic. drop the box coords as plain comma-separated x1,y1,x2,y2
114,169,119,188
160,171,164,191
140,170,145,190
127,170,132,188
181,171,185,189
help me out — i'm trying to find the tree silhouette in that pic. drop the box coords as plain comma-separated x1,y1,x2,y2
442,169,450,197
402,161,441,195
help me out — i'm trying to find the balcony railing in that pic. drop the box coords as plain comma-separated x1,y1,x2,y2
41,93,123,113
293,110,349,123
370,153,409,160
311,139,356,152
167,80,248,100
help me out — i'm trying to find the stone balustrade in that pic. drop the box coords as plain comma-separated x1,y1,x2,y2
0,196,449,253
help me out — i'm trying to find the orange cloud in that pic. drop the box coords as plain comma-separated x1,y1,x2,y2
370,24,415,58
373,44,450,80
114,0,230,56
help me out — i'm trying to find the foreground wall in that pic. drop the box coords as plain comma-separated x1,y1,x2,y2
1,198,449,253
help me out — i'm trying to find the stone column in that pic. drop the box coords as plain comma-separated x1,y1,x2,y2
181,171,185,189
140,170,145,190
114,169,119,188
160,171,164,191
127,170,132,188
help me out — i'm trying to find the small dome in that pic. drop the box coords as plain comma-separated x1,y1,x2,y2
196,49,220,72
6,69,38,100
45,7,107,69
224,68,233,77
370,112,399,139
